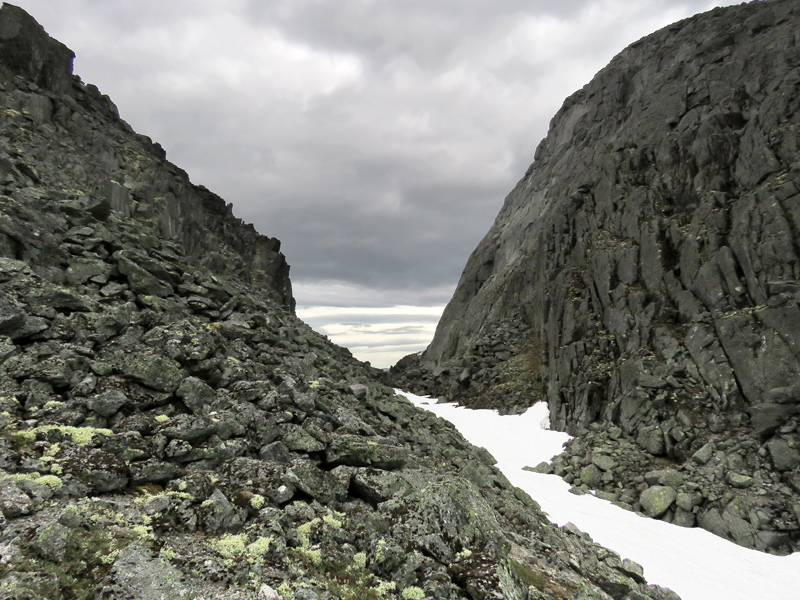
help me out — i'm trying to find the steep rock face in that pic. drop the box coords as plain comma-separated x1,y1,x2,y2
0,3,293,309
0,6,683,600
394,0,800,554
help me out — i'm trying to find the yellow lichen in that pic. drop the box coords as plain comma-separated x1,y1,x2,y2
322,511,343,528
213,533,248,559
154,415,170,423
10,472,62,489
250,494,265,510
401,586,426,600
246,536,273,561
297,518,320,547
375,581,396,597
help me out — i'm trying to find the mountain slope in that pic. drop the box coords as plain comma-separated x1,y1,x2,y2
0,5,683,600
393,0,800,555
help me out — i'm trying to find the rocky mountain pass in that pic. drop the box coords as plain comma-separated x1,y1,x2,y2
0,3,695,600
392,0,800,560
1,0,799,599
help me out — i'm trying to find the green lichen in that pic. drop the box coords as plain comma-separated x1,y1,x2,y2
297,547,322,566
297,518,321,547
250,494,265,510
322,510,344,528
213,533,248,560
24,424,113,446
352,552,367,571
375,581,396,597
401,586,426,600
10,472,62,489
154,414,170,423
246,536,273,561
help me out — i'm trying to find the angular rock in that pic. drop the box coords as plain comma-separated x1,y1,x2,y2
639,486,677,518
121,353,183,393
175,376,217,413
87,389,128,417
765,437,800,472
325,434,407,470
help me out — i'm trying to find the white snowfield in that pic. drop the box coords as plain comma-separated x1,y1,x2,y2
397,390,800,600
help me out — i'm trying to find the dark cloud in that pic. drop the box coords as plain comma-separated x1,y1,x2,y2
7,0,741,365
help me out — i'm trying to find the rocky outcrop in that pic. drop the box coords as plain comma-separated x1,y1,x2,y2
0,3,293,310
0,6,682,600
393,0,800,554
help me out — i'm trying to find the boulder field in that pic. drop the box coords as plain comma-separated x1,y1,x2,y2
0,4,682,600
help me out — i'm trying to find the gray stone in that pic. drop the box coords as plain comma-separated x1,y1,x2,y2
673,507,696,528
639,486,677,518
349,383,369,399
176,376,217,413
691,442,715,465
115,254,173,298
592,454,618,472
580,464,603,487
121,353,183,393
749,403,799,438
727,473,754,489
765,437,800,472
259,440,293,463
285,459,347,504
637,427,665,456
30,522,72,562
675,492,699,512
764,385,800,404
199,489,246,534
325,434,407,470
105,543,193,600
87,389,128,417
0,479,34,517
279,423,325,453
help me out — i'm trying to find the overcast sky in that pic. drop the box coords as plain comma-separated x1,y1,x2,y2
10,0,742,367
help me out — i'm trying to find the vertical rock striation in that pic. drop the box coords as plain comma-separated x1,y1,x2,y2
394,0,800,554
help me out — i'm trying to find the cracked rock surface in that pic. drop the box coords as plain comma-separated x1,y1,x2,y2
392,0,800,555
0,5,682,600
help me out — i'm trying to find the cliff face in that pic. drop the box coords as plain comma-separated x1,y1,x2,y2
394,0,800,554
0,6,685,600
0,3,294,310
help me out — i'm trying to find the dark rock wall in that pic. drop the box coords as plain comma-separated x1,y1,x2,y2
0,6,688,599
0,3,294,310
394,0,800,553
419,0,800,431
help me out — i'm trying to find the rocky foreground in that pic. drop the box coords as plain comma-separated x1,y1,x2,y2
0,5,684,600
393,0,800,556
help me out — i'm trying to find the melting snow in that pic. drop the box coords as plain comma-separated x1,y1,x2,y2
397,390,800,600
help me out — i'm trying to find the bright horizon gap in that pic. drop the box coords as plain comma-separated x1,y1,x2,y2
296,305,446,318
296,304,444,368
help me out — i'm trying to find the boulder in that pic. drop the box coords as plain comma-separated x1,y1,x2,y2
639,486,677,518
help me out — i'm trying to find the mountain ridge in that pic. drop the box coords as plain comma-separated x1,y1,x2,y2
393,0,800,555
0,4,685,599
